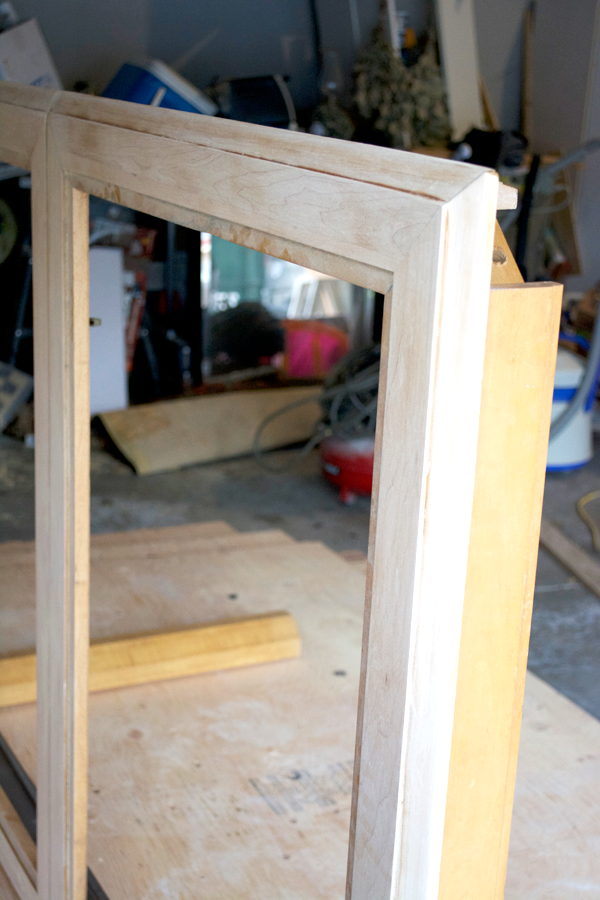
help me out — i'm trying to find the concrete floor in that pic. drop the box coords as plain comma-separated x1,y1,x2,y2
1,429,600,719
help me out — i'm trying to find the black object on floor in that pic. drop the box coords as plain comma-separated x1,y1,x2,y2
0,731,110,900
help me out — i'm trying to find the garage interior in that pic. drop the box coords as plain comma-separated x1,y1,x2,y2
1,1,600,898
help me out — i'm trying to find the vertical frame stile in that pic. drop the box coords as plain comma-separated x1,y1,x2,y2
348,175,498,900
33,123,90,900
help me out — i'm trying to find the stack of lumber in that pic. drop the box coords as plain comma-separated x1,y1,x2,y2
0,523,598,899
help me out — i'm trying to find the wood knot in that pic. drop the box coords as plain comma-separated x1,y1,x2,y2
493,246,507,265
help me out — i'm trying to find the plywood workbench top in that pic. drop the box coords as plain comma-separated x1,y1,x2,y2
0,526,598,899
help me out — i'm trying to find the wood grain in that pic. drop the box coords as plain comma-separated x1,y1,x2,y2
0,612,301,708
51,89,485,203
349,174,499,899
0,82,527,900
32,130,90,900
49,113,436,277
0,83,56,169
438,281,562,899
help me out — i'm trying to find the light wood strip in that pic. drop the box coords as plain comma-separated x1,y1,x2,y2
51,90,482,202
348,173,498,898
0,104,46,170
0,83,58,111
33,130,90,900
0,613,301,708
539,518,600,600
0,825,36,900
67,171,393,292
49,114,437,275
438,281,562,899
0,84,56,169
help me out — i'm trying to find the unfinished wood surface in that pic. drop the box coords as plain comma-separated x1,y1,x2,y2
0,538,598,899
0,520,237,567
49,113,432,280
0,528,295,572
539,518,600,600
100,388,321,475
506,672,600,900
491,222,523,284
0,83,55,170
31,129,90,900
0,612,300,708
0,529,297,657
349,176,498,899
0,853,26,900
438,281,562,899
50,89,515,207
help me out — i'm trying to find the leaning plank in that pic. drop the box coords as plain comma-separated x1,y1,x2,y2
0,612,300,708
438,281,562,899
539,517,600,600
99,388,321,475
435,0,485,139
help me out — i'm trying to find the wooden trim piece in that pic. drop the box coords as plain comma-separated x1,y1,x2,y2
33,129,90,900
0,84,56,170
49,113,436,275
50,89,483,203
349,173,498,898
0,613,301,707
68,171,393,293
438,281,562,899
0,825,37,900
539,518,600,600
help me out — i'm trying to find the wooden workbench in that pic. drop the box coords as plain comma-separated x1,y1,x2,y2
0,525,598,899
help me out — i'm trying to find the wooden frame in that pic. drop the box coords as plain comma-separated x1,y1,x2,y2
0,82,560,900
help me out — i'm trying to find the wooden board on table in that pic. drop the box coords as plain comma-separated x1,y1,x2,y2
0,612,301,707
99,387,321,475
